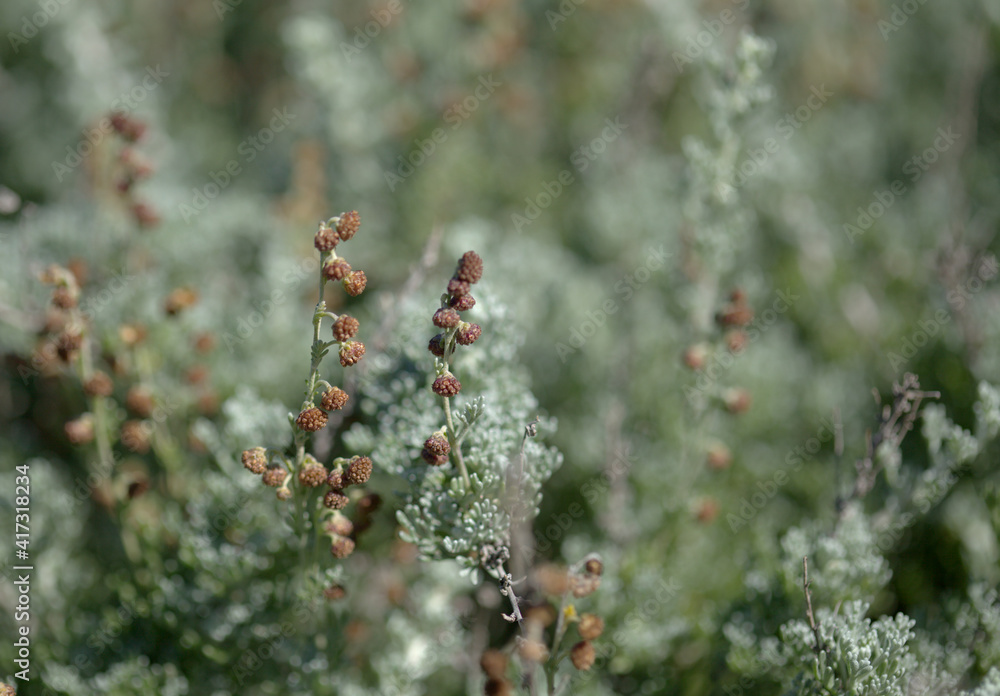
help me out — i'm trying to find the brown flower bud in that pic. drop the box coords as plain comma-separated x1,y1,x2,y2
480,649,508,679
339,341,366,367
423,433,451,456
456,323,482,345
324,489,349,510
296,407,328,431
518,638,549,663
330,535,355,558
450,294,476,311
457,251,484,283
242,446,268,474
345,455,373,485
343,270,367,296
321,386,349,411
298,458,328,487
314,225,340,251
335,211,361,241
570,641,595,670
323,257,352,281
333,315,360,342
433,307,461,328
432,373,461,397
262,466,288,487
121,420,151,453
164,287,198,316
65,415,95,445
578,614,604,640
83,371,114,397
125,385,155,418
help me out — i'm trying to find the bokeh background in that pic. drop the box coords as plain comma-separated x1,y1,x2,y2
2,0,1000,694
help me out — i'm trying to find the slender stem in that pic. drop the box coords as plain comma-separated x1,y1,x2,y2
444,396,471,489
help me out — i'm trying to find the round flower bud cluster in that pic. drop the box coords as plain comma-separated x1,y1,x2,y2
428,251,484,365
320,455,375,560
480,649,512,695
318,212,368,300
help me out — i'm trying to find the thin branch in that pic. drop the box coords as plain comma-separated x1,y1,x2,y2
803,556,825,654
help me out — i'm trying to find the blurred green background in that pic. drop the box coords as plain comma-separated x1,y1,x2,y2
1,0,1000,694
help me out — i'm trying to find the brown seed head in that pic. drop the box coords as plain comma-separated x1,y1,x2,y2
456,323,482,346
335,211,361,240
324,257,352,281
132,202,160,227
164,287,198,316
696,497,720,523
343,270,367,296
682,344,709,371
450,294,476,311
333,315,360,342
428,333,447,356
432,373,461,397
578,614,605,640
484,678,513,696
724,387,752,414
706,443,732,470
433,307,461,328
83,371,114,397
118,323,147,346
456,251,484,283
447,277,470,297
296,407,328,432
421,450,450,466
518,638,549,663
65,415,95,445
125,385,155,418
324,489,350,510
51,285,78,309
121,420,150,453
56,332,83,362
321,386,349,411
423,433,451,456
330,535,356,558
716,303,754,328
339,341,366,367
345,455,373,485
242,446,268,474
324,583,348,601
327,469,344,489
726,329,748,353
314,225,340,251
324,512,354,537
298,459,329,487
262,466,288,487
570,641,596,671
480,649,509,679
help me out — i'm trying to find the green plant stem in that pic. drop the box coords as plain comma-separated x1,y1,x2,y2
443,395,471,489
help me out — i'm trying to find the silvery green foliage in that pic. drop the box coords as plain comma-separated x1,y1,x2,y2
42,657,190,696
343,281,562,576
965,668,1000,696
680,30,775,290
779,506,892,605
778,601,936,696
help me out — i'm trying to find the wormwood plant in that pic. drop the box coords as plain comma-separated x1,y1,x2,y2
238,211,376,575
725,375,1000,696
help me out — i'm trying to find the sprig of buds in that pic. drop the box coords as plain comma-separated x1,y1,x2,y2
240,211,374,563
422,251,484,489
479,556,606,694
